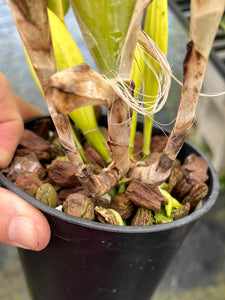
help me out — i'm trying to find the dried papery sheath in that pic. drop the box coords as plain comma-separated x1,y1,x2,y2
6,0,56,91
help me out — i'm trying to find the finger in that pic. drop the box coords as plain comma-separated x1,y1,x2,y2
0,72,24,168
14,94,44,120
0,188,51,251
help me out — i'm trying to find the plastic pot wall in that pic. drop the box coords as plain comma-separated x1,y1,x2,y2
0,116,219,300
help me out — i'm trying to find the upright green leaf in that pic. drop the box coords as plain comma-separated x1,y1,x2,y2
129,45,144,155
142,0,168,158
69,0,137,76
48,9,111,162
47,0,70,24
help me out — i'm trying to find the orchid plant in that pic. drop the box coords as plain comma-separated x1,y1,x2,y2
6,0,225,200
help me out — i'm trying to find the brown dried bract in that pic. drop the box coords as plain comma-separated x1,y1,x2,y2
126,179,168,211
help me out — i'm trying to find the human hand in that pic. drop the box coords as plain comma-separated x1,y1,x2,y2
0,72,50,251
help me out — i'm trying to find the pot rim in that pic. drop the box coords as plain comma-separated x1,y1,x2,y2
0,116,219,234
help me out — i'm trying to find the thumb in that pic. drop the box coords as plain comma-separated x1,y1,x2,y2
0,188,50,251
0,72,24,168
14,94,44,120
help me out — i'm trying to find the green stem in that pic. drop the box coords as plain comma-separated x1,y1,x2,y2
142,0,168,158
69,122,88,163
108,186,117,198
129,110,138,155
118,183,126,194
143,115,153,159
159,188,181,217
129,45,144,155
69,109,111,163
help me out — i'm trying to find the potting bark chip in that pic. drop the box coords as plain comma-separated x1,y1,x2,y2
1,117,209,226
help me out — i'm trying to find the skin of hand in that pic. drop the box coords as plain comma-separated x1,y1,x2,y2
0,72,50,251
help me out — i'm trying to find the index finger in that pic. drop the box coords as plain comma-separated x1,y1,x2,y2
0,72,24,168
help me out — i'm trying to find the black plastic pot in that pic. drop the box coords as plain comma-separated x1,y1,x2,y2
0,116,219,300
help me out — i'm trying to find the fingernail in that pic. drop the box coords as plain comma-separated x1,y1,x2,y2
8,216,39,250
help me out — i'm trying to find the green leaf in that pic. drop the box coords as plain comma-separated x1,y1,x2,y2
48,9,111,162
142,0,168,158
69,0,137,76
47,0,70,23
